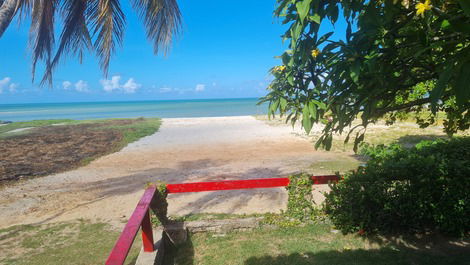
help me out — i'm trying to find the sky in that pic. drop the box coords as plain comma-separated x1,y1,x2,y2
0,0,347,104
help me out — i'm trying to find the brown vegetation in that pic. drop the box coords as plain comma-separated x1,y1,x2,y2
0,120,141,182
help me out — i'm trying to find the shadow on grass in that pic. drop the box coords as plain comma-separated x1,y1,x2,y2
243,247,469,265
163,234,195,265
166,231,469,265
397,134,449,147
243,232,469,265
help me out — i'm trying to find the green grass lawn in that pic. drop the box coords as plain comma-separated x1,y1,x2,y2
172,224,469,265
0,221,141,265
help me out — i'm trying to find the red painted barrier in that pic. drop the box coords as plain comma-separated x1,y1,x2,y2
105,174,340,264
166,175,339,193
105,186,156,265
311,175,341,184
166,177,290,193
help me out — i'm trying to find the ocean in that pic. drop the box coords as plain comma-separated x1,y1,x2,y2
0,98,268,122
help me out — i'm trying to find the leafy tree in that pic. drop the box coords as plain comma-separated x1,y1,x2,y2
262,0,470,151
0,0,181,85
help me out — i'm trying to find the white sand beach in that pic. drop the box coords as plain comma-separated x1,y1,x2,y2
0,116,341,229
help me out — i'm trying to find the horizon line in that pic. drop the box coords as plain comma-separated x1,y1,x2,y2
0,96,263,106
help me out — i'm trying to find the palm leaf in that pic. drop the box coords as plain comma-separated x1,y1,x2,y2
0,0,20,37
30,0,58,85
41,0,92,85
132,0,181,55
0,0,181,86
90,0,125,75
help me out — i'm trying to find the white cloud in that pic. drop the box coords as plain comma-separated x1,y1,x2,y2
62,81,72,90
0,77,19,93
74,80,89,92
100,75,140,93
0,77,11,93
9,83,19,93
100,75,121,92
122,78,141,93
195,84,205,92
159,87,172,93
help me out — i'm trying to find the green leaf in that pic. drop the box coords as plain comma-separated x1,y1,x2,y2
287,74,295,86
308,101,317,120
458,0,470,17
350,60,361,84
270,98,280,116
430,64,453,112
454,60,470,107
290,22,303,44
302,104,313,134
346,22,352,42
353,133,364,153
327,4,339,24
281,52,291,66
309,14,321,24
312,100,326,110
280,97,288,112
324,134,333,151
296,0,312,23
440,20,450,29
314,135,324,150
317,32,333,46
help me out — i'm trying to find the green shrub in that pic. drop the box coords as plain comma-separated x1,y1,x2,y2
262,174,326,227
324,137,470,236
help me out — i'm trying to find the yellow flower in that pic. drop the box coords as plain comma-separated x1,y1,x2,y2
415,0,431,17
274,65,286,72
311,48,320,58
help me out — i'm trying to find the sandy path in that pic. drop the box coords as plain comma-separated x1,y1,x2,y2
0,116,338,229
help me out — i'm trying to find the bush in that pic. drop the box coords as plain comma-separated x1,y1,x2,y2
324,137,470,236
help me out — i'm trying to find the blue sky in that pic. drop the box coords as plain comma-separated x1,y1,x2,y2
0,1,346,104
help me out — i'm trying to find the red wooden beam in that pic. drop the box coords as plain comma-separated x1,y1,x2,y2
166,175,340,193
141,210,154,252
166,177,290,193
311,175,340,184
105,186,156,265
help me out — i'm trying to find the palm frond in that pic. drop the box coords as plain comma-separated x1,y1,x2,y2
0,0,20,37
90,0,125,75
41,0,92,85
132,0,181,55
30,0,58,85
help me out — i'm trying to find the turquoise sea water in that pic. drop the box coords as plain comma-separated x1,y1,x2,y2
0,98,268,121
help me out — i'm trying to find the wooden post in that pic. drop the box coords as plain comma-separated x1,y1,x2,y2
141,210,154,252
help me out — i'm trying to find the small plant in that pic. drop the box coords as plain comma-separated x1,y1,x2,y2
324,137,470,236
147,181,170,225
263,173,325,227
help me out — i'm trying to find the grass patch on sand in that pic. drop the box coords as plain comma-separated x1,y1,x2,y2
98,118,162,149
172,223,469,265
307,157,363,175
254,114,469,152
171,213,265,222
0,119,76,136
0,220,140,265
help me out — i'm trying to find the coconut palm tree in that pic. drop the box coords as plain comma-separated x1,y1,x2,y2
0,0,181,85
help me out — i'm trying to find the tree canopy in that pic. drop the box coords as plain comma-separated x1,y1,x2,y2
262,0,470,151
0,0,181,85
